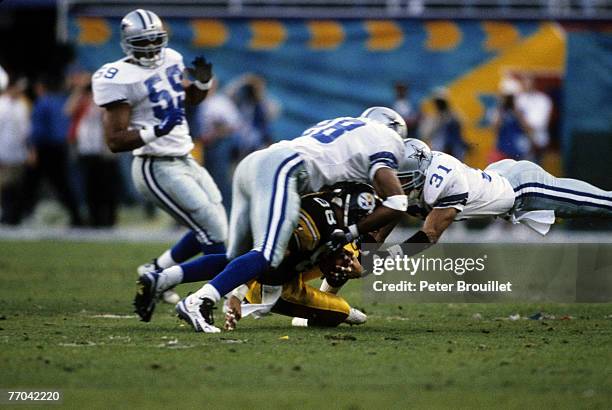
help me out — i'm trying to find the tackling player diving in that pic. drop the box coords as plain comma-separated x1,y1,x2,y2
381,138,612,256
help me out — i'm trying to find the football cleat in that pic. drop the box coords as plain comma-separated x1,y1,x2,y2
133,272,157,322
137,259,160,276
176,295,220,333
137,260,180,305
345,308,367,325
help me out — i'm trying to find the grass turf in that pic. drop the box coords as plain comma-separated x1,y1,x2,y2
0,240,610,409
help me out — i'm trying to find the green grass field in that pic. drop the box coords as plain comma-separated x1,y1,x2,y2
0,240,610,409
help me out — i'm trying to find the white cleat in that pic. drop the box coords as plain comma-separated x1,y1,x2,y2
291,317,309,327
176,295,220,333
345,308,367,325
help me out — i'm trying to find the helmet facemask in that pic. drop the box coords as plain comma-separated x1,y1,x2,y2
398,169,426,192
121,32,168,68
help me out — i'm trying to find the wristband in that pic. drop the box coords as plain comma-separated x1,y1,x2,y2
139,126,157,144
194,78,213,91
382,194,408,212
230,284,249,301
403,230,431,244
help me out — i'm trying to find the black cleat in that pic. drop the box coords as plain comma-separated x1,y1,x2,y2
133,272,157,322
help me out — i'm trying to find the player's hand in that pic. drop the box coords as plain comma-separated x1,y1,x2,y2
326,227,354,253
224,295,242,331
323,250,353,287
154,109,184,137
186,56,213,84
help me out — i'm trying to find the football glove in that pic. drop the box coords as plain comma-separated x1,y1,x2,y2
326,227,355,253
154,109,184,137
186,56,213,84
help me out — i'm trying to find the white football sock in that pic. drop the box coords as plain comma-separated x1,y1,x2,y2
156,250,176,269
157,265,183,292
195,283,221,303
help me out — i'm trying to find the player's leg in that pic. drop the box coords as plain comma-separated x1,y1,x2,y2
131,156,227,314
182,149,305,332
151,171,251,303
173,158,252,331
246,275,363,327
139,158,229,275
135,156,228,265
507,161,612,218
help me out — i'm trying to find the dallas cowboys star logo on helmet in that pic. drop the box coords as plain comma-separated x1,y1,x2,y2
409,145,428,163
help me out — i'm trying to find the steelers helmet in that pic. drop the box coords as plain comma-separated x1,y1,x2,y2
120,9,168,68
330,182,378,227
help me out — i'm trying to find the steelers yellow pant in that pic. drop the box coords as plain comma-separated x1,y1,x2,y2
245,268,350,327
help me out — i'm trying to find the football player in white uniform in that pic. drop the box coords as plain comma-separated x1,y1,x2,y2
174,107,415,333
384,138,612,253
92,9,228,305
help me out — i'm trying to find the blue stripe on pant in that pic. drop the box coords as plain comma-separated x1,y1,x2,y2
261,154,303,262
491,159,612,219
141,157,213,244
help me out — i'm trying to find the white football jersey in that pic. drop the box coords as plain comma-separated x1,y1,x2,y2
92,48,193,157
422,151,515,219
278,117,405,191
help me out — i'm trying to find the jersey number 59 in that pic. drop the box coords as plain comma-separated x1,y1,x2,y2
144,64,185,121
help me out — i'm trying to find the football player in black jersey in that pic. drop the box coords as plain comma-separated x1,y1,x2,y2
134,182,377,328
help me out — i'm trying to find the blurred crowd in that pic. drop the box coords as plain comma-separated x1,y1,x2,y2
0,66,280,228
0,63,555,229
392,74,554,165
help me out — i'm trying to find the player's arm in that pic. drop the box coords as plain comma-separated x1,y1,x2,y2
356,167,406,234
184,56,213,106
411,207,457,244
102,102,144,153
103,102,183,153
328,167,407,251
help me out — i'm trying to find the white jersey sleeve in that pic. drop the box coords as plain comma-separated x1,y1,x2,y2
423,153,469,212
364,122,403,180
91,59,137,107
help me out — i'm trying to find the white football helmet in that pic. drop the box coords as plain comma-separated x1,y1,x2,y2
398,138,432,192
120,9,168,68
360,106,407,139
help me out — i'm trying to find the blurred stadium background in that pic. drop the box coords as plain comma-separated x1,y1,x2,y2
0,0,611,241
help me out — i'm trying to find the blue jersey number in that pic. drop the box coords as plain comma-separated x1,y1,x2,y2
93,66,119,80
144,64,185,121
302,118,366,143
429,164,452,188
